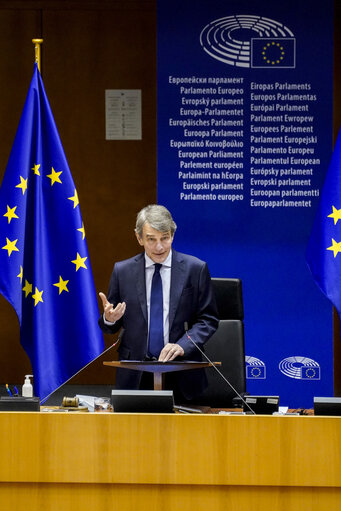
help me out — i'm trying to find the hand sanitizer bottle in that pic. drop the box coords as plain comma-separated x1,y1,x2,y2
22,375,33,397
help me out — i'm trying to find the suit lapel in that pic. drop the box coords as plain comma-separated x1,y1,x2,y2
169,250,186,330
134,253,148,323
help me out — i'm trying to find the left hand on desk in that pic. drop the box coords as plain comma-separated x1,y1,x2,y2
159,343,184,362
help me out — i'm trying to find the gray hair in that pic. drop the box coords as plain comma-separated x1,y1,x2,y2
135,204,177,237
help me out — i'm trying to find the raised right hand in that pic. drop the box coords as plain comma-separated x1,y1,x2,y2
99,292,126,323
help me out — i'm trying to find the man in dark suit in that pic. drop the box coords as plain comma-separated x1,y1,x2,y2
98,204,218,400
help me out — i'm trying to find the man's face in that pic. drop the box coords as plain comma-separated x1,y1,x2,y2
136,222,173,263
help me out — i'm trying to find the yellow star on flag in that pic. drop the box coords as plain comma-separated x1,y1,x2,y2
71,252,87,271
3,205,19,224
77,222,85,240
17,266,23,283
2,237,19,257
53,276,69,295
328,206,341,225
32,287,44,306
68,189,79,209
22,280,32,298
15,176,28,195
46,167,62,186
327,238,341,258
31,163,41,176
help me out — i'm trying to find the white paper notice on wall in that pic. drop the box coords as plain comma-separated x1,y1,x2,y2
105,89,142,140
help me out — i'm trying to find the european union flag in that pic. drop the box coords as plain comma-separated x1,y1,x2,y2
0,64,104,402
251,38,295,68
306,130,341,319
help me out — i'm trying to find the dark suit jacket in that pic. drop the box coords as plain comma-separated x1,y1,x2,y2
98,249,218,399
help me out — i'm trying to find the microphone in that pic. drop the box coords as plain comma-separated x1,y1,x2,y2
41,328,125,404
184,322,255,414
112,326,125,347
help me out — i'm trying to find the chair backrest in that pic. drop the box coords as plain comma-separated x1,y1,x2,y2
211,277,244,320
190,278,246,408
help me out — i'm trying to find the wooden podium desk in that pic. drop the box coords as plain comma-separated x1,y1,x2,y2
0,412,340,511
103,360,221,390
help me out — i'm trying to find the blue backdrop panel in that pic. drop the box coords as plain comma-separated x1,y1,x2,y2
157,0,334,408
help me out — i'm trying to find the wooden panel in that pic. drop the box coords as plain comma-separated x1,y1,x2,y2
41,6,157,383
42,6,156,266
0,1,155,9
0,413,340,511
0,483,341,511
0,2,156,384
0,9,42,380
0,413,340,487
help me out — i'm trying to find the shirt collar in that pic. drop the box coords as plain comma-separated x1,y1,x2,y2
145,250,172,268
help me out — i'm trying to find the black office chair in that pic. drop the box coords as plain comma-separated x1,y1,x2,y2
189,278,246,408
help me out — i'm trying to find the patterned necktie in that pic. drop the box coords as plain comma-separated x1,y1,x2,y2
148,263,164,358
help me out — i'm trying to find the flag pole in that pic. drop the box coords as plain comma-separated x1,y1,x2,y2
32,38,43,72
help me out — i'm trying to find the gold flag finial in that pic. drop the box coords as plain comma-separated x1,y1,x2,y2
32,39,43,72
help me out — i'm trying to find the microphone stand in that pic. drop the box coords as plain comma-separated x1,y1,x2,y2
184,323,255,414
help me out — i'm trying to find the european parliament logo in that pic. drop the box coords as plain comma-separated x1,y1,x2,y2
200,14,296,69
279,356,321,380
245,355,266,379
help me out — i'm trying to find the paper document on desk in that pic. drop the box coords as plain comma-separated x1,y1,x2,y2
76,395,96,412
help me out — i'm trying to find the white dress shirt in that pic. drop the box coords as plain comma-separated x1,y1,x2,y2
144,250,172,346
